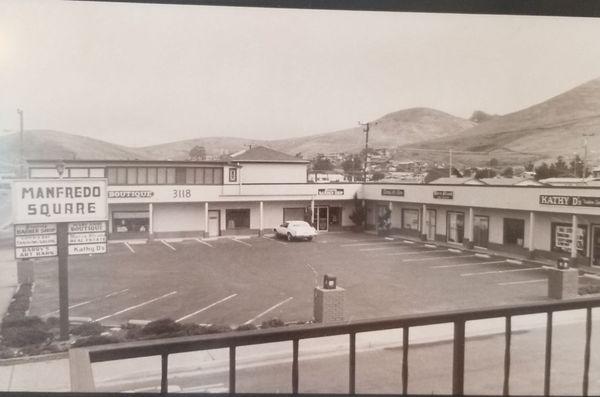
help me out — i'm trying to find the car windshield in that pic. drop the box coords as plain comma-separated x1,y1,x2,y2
289,221,309,228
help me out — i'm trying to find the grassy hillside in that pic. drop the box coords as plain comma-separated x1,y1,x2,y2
403,77,600,166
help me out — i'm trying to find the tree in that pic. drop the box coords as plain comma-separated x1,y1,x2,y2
349,194,367,231
569,154,585,178
489,158,499,167
311,154,334,172
469,110,496,123
341,155,363,181
534,162,552,180
189,145,206,161
371,171,385,181
475,168,497,179
501,167,514,178
524,161,535,172
551,156,570,176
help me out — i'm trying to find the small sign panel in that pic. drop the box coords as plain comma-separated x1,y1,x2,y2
68,221,107,233
433,191,454,200
15,234,57,247
540,195,600,208
318,188,344,196
68,244,107,256
68,232,107,244
13,179,108,224
15,223,57,236
15,245,58,259
381,188,405,197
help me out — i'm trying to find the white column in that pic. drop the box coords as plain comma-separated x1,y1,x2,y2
311,198,315,225
421,204,427,238
148,203,153,237
204,202,209,238
259,201,264,236
571,214,578,259
468,207,474,245
528,211,535,253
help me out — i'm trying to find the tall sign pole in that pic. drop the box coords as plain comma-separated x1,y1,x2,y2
57,222,69,339
17,109,24,178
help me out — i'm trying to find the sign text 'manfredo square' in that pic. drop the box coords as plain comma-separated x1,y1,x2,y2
13,179,108,224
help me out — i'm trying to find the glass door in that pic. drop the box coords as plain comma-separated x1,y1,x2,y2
313,206,329,231
447,211,464,243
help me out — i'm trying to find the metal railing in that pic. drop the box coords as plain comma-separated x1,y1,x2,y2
70,296,600,395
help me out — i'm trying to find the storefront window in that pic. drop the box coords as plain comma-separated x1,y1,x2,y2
137,168,147,184
551,223,587,256
226,209,250,229
504,218,525,246
147,168,157,184
402,209,419,230
112,211,149,233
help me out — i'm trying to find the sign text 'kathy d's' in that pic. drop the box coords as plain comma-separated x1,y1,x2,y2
13,179,108,224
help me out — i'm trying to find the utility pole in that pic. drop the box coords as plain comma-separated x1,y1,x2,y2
583,133,594,179
449,148,453,177
359,122,370,182
17,109,24,178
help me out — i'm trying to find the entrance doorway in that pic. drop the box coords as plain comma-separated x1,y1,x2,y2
426,209,436,240
473,216,489,247
328,207,342,231
592,225,600,267
504,218,525,246
447,211,464,243
313,206,329,231
207,210,220,237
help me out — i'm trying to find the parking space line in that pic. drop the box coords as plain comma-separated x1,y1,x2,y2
160,240,177,251
244,297,294,325
194,238,214,248
403,254,475,262
462,267,542,277
448,248,462,253
341,242,396,247
95,291,178,322
231,238,252,247
498,279,547,286
123,242,135,253
176,294,238,323
263,236,288,245
402,240,415,244
42,288,131,317
431,260,507,269
424,244,437,248
385,250,443,256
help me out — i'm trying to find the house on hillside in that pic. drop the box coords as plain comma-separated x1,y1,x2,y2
480,177,546,186
429,177,485,185
308,171,348,183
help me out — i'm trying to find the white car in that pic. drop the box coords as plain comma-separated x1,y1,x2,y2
274,220,317,241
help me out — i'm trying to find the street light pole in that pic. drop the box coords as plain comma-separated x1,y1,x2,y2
17,109,24,178
583,133,594,179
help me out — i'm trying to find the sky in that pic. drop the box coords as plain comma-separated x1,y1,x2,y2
2,1,600,147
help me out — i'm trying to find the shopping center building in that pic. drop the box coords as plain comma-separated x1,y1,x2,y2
25,146,600,267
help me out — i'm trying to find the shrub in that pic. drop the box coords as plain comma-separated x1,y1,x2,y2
236,323,258,331
2,327,52,347
1,315,45,331
141,319,184,336
203,324,231,334
261,318,285,329
71,321,103,336
349,193,367,230
46,317,60,328
72,335,120,348
180,323,206,336
579,284,600,295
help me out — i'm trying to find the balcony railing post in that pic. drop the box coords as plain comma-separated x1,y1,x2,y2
583,307,592,396
503,316,511,396
349,332,356,395
452,320,466,396
402,327,409,395
544,311,553,397
229,346,236,394
292,339,299,394
160,353,168,394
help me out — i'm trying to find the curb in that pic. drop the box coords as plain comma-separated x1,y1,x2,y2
0,351,68,366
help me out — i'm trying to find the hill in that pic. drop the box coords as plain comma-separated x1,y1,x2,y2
0,130,148,171
267,108,475,158
403,77,600,166
139,137,268,160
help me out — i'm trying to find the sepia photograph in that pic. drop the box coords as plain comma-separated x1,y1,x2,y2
1,0,600,395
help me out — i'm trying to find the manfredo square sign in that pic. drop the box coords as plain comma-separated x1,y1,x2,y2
12,178,109,340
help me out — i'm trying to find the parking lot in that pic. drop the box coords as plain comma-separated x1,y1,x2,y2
27,232,574,327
